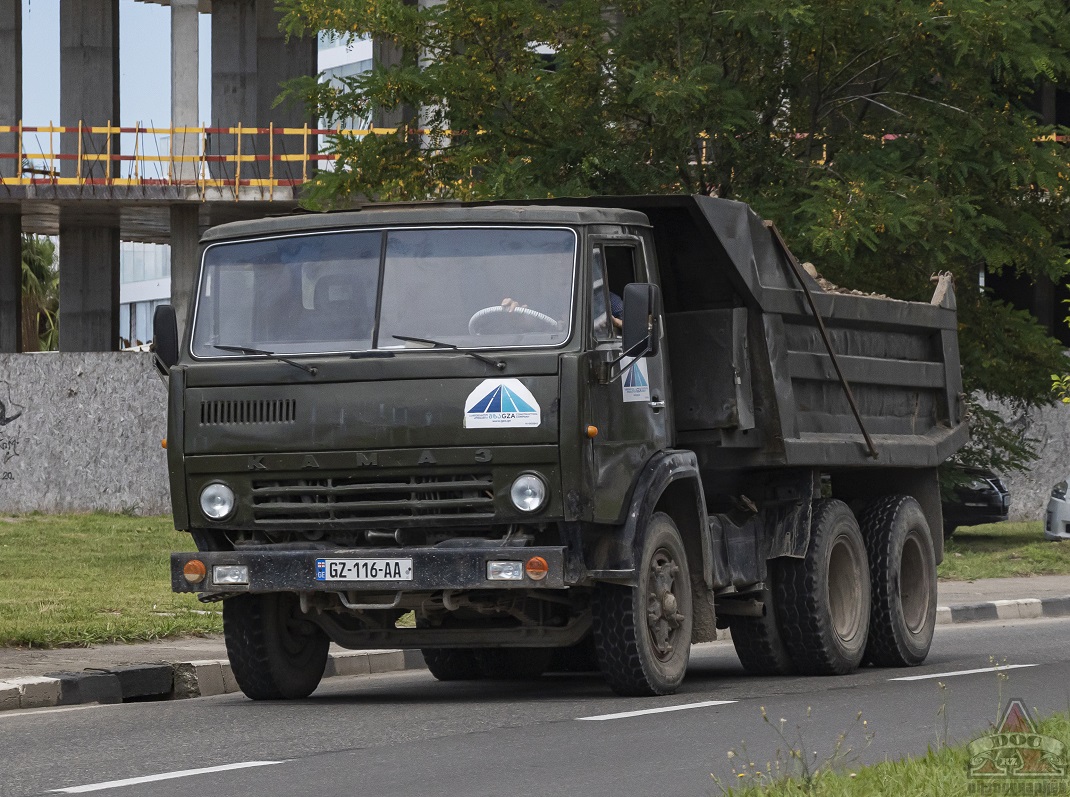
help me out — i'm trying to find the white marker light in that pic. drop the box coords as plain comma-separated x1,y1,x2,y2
212,565,249,585
487,561,524,581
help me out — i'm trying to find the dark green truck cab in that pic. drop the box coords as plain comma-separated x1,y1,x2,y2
157,196,966,698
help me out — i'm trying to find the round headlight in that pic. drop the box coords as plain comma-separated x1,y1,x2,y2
200,482,236,521
510,473,547,513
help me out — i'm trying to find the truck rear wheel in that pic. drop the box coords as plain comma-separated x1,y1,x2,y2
858,495,937,667
223,593,329,700
728,562,795,676
421,648,484,681
592,512,693,696
777,500,870,675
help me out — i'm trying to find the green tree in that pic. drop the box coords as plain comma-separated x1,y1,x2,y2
21,235,58,352
279,0,1070,472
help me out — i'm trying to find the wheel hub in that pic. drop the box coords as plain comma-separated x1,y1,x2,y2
646,551,686,659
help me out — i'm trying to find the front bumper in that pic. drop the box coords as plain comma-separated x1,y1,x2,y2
172,546,569,593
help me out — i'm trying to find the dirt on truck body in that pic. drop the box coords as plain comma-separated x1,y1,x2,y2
155,194,967,698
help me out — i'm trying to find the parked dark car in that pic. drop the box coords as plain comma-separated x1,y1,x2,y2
942,467,1010,538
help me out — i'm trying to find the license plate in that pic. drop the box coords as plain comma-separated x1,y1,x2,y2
315,558,414,582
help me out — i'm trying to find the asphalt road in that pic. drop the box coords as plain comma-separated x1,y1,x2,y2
3,618,1070,797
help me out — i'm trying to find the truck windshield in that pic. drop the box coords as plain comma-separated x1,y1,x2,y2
190,226,577,357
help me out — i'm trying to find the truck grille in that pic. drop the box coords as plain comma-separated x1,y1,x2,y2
200,399,297,426
251,473,495,524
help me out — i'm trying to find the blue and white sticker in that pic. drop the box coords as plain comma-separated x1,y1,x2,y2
621,357,651,403
464,379,542,428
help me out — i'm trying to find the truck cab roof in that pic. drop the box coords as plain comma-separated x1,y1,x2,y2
201,204,652,243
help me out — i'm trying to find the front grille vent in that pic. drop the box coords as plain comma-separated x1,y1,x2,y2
199,399,297,426
251,473,494,524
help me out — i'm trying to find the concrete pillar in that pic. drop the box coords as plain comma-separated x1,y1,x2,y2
58,225,120,352
0,0,22,182
0,212,20,353
171,0,200,183
60,0,120,181
210,0,257,181
255,0,316,183
0,3,22,352
170,205,200,346
211,0,316,183
372,0,420,132
59,1,120,352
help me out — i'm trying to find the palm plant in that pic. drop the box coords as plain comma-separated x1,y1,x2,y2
20,235,58,351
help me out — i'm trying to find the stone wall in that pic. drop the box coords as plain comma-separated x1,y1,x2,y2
0,353,169,515
993,399,1070,522
0,352,1065,520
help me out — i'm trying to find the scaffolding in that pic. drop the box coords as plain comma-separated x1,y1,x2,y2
0,122,414,195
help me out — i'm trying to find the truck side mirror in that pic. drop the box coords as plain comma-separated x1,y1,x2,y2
621,283,660,358
153,304,179,374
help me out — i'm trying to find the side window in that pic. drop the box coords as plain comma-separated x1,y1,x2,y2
592,247,611,340
603,244,637,338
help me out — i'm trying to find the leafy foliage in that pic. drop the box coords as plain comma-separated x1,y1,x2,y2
21,235,58,352
278,0,1070,471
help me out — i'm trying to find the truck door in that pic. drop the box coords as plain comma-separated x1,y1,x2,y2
587,239,672,523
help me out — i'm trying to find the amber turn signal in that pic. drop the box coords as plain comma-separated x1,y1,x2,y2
585,425,598,439
183,559,207,584
525,556,549,581
161,438,167,449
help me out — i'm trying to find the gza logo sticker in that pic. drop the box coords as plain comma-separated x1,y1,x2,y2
621,358,651,403
464,379,541,428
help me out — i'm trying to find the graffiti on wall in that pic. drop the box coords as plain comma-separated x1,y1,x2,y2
0,382,23,482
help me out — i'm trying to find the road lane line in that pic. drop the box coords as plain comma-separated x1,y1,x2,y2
51,761,286,793
577,700,737,721
889,664,1037,682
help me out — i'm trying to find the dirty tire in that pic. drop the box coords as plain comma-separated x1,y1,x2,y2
728,561,795,676
223,592,329,700
858,495,937,667
592,512,693,696
421,648,484,681
475,648,554,680
777,500,870,675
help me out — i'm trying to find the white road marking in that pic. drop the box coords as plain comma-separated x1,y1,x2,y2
0,704,102,720
577,699,736,721
889,664,1037,682
51,761,286,793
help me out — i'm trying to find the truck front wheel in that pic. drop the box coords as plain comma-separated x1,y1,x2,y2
223,593,329,700
592,512,693,696
858,495,937,667
777,500,870,675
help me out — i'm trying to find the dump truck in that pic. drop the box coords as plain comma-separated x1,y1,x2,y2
154,194,967,698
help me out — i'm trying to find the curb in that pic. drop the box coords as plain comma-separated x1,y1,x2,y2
0,649,428,713
3,597,1069,713
935,596,1070,626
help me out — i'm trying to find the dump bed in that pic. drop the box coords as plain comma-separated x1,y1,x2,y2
603,195,967,471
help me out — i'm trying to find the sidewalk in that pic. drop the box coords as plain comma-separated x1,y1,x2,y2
1,576,1068,712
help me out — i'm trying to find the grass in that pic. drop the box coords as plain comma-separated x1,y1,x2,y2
715,711,1070,796
1,513,1064,647
0,514,221,648
939,520,1070,581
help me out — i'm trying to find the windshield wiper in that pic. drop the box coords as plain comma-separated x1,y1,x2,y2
212,344,318,376
391,335,505,371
